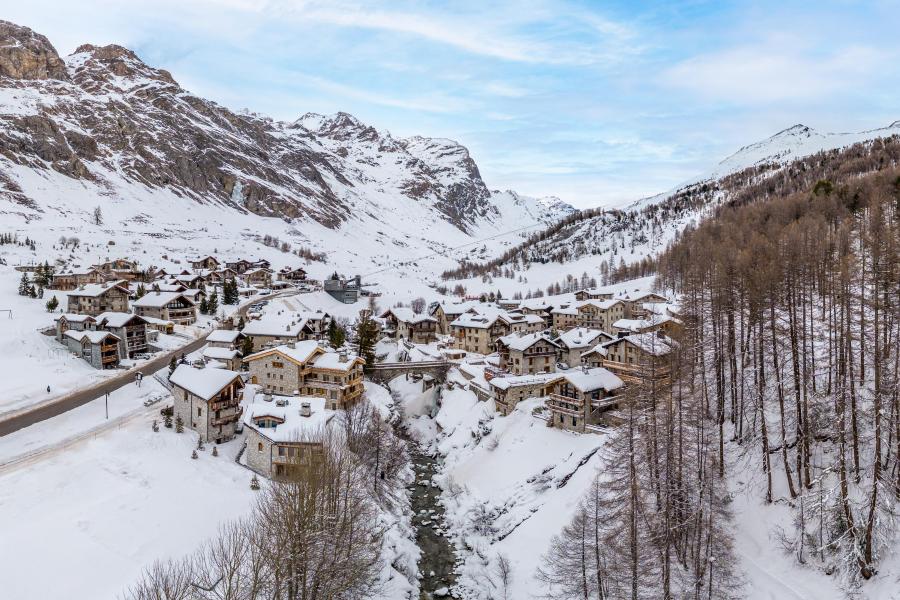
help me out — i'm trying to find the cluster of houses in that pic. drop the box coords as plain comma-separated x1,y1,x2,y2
47,254,317,369
378,287,681,434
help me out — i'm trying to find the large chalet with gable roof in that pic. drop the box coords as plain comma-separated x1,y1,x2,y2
66,281,130,316
170,364,244,444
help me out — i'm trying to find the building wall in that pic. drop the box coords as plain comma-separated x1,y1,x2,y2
245,428,274,476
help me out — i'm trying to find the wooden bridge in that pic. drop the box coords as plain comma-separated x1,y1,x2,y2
368,360,452,384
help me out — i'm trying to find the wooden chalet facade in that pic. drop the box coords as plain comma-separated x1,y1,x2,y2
132,291,197,325
66,281,130,316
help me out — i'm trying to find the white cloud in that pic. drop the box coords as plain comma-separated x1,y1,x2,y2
662,40,889,104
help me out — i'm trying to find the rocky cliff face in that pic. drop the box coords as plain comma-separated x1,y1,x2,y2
0,21,571,233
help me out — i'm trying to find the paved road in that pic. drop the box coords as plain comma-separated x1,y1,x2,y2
0,291,291,437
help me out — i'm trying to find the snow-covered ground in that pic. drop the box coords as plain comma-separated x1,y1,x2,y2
0,399,256,600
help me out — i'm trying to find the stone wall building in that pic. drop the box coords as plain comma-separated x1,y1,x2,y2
243,341,365,410
170,364,244,444
61,330,121,369
546,367,624,433
132,291,197,325
243,395,334,479
495,332,560,375
66,281,130,316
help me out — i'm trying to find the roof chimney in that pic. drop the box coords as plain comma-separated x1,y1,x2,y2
339,350,348,363
300,402,311,417
287,342,296,349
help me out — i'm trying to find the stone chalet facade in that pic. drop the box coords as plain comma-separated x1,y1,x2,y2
379,307,438,344
449,309,537,354
132,291,197,325
595,332,676,385
546,367,624,433
490,372,562,416
66,281,130,316
60,329,121,369
555,327,612,368
206,329,246,350
243,342,365,410
575,299,627,331
278,266,307,281
495,332,561,375
170,364,244,444
243,395,334,479
95,312,148,358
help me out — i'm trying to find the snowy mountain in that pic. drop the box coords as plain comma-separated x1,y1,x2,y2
0,20,573,290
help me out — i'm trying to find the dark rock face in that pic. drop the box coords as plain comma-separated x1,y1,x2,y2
0,20,69,80
0,22,547,233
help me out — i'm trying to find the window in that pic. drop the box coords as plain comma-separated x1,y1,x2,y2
197,407,202,417
258,442,263,452
278,446,286,456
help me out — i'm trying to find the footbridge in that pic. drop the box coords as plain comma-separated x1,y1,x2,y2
368,360,452,385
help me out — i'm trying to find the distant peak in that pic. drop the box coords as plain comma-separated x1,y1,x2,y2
772,124,814,137
0,20,69,80
68,43,177,86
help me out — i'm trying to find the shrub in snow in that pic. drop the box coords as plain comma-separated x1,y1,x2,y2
151,419,159,432
191,450,198,459
163,413,172,428
212,446,218,457
175,414,184,433
250,474,260,490
197,437,204,451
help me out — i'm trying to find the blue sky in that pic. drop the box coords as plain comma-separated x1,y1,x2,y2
7,0,900,207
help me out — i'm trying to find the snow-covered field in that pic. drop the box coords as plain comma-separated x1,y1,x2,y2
0,400,256,600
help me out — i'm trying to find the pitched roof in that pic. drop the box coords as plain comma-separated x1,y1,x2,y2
241,314,312,337
170,364,242,400
381,307,437,325
244,341,322,365
95,311,146,328
203,347,241,360
132,291,195,308
560,367,623,393
68,281,129,298
489,372,563,391
556,327,609,350
243,395,334,443
64,329,120,344
55,313,96,324
207,329,244,344
603,332,678,356
497,331,559,352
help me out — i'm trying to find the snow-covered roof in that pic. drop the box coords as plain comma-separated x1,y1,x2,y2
381,307,437,324
311,350,362,371
497,331,559,352
95,311,146,328
68,281,129,297
140,315,174,326
55,313,96,323
550,304,578,316
604,332,678,356
203,347,240,360
244,341,322,365
556,327,608,350
489,372,562,391
243,395,334,443
241,314,311,337
169,364,241,400
64,329,120,344
151,283,187,292
450,312,496,329
133,291,195,308
559,367,623,393
206,329,243,344
577,298,623,310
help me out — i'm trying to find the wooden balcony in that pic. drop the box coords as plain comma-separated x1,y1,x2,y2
211,407,242,427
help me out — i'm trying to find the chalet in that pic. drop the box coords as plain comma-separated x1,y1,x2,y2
243,267,273,288
550,304,578,331
62,330,121,369
66,281,130,316
495,332,560,375
94,259,140,282
555,327,612,367
612,314,683,337
151,282,187,293
226,259,253,274
449,312,497,354
180,288,207,305
432,300,482,334
595,332,677,384
52,268,104,290
207,268,238,284
490,372,562,416
132,291,197,325
575,299,626,331
574,288,614,301
278,266,308,281
241,314,318,351
546,367,624,433
379,308,438,344
95,312,148,358
243,342,365,410
206,329,246,350
202,347,242,370
173,273,206,289
170,364,244,444
190,256,220,271
54,313,97,339
244,395,334,479
141,315,175,334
